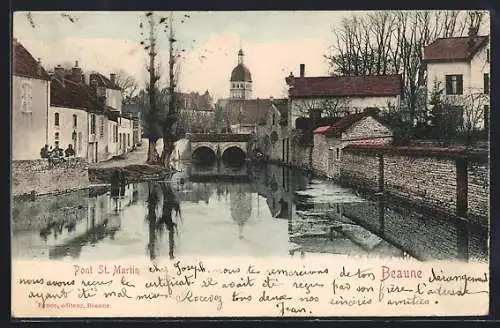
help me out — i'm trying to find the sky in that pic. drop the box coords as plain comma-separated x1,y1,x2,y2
13,11,348,100
12,11,490,101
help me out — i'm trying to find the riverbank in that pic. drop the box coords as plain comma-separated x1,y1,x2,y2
89,164,173,185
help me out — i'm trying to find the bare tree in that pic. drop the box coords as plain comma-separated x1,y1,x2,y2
325,10,488,134
293,98,352,123
446,92,489,145
140,12,162,164
115,69,139,104
25,12,78,28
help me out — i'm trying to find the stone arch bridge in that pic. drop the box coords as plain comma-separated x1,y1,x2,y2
186,133,253,165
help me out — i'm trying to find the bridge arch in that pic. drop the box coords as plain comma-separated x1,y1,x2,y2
222,146,246,167
192,146,217,166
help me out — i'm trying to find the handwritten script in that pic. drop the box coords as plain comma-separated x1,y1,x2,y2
12,258,489,317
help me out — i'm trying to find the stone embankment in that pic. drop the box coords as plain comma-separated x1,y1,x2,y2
89,164,173,185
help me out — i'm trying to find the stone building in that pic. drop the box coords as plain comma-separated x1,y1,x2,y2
229,49,252,100
49,68,98,159
423,31,490,130
12,39,51,160
284,64,402,170
312,110,393,178
256,98,290,162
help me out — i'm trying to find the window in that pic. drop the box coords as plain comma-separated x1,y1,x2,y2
272,113,276,125
336,148,340,160
127,134,130,146
114,125,118,143
20,83,32,112
328,149,334,171
90,114,96,134
100,116,105,138
484,73,489,94
78,132,82,153
54,132,59,148
73,114,77,128
445,75,463,95
54,113,60,126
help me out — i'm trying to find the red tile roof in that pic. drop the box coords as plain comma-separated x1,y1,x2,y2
289,74,403,98
12,40,50,80
313,112,371,136
423,35,489,62
51,77,103,113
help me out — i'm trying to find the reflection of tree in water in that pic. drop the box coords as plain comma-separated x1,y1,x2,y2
146,183,160,261
145,182,182,261
229,184,252,239
157,183,181,260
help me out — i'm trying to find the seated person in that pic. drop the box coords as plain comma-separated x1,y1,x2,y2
65,144,76,157
40,144,49,158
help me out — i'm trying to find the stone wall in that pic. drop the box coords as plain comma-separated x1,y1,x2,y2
312,134,329,174
290,139,311,170
468,160,490,221
340,146,489,225
383,155,457,213
12,158,89,196
12,188,89,232
340,151,380,191
342,200,487,262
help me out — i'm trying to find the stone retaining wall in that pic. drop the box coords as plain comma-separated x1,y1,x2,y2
12,158,89,196
340,146,489,225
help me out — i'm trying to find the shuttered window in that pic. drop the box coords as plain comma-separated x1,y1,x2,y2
445,75,463,95
484,73,489,94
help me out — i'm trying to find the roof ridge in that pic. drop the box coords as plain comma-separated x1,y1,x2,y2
296,74,402,79
434,35,489,40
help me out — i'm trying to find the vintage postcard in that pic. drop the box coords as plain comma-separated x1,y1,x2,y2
11,10,490,318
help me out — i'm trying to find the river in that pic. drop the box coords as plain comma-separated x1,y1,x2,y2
11,162,488,263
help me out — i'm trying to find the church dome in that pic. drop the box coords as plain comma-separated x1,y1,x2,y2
230,64,252,82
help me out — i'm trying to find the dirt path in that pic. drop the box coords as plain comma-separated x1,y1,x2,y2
89,138,164,169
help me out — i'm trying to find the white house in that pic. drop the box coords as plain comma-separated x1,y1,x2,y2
286,64,403,129
423,33,490,129
12,39,51,160
49,75,90,158
89,72,124,160
118,116,134,154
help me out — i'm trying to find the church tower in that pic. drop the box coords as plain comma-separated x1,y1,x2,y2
230,48,252,99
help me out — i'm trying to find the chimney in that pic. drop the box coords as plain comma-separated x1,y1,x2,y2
54,64,65,80
110,73,116,84
71,60,83,83
90,74,98,91
285,72,295,86
37,58,42,76
300,64,305,78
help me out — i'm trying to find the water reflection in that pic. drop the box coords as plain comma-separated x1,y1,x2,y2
11,162,488,263
146,182,181,261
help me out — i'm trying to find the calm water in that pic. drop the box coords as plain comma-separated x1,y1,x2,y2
11,162,488,262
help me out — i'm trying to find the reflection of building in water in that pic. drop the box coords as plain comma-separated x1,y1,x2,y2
229,184,253,239
11,189,90,258
254,164,295,221
48,188,123,259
